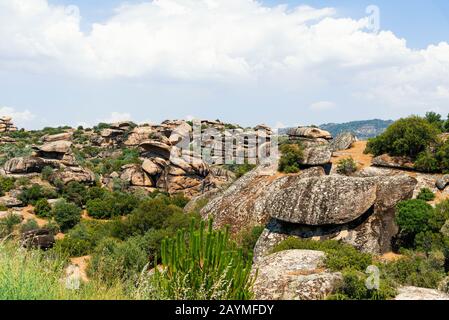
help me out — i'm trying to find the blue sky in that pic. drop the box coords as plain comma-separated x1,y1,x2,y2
1,0,449,129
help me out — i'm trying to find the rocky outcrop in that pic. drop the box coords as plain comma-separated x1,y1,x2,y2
372,154,415,170
200,165,325,234
264,176,378,225
0,116,18,133
140,140,172,159
52,166,95,185
436,175,449,191
0,195,23,208
288,127,332,140
42,132,73,143
252,250,342,300
330,132,357,152
21,229,55,250
35,140,72,158
4,157,46,174
125,126,155,146
395,286,449,300
253,174,417,260
300,145,332,166
120,164,153,187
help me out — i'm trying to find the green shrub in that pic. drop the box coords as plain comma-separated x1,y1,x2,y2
237,225,265,259
278,142,304,173
336,157,358,175
416,188,436,201
52,199,82,232
0,213,22,237
328,270,396,300
365,116,439,158
271,237,372,272
86,191,139,219
140,220,255,300
414,151,440,173
224,162,257,179
60,181,87,207
54,220,113,256
41,166,54,181
0,176,16,196
18,184,57,205
20,219,39,233
34,198,52,218
395,200,434,237
381,250,446,289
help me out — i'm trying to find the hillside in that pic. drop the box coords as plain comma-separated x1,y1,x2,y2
319,119,394,140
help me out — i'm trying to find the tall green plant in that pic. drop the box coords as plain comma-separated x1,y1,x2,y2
146,219,256,300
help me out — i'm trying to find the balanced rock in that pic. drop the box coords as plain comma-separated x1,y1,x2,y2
300,145,332,166
37,140,72,156
330,132,357,152
120,164,153,187
142,159,163,176
252,250,342,300
4,157,45,174
288,127,332,140
42,132,73,143
372,154,415,170
52,166,95,185
140,140,172,159
264,175,378,225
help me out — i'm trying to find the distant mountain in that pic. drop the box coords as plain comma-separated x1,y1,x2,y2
319,119,394,140
278,119,393,140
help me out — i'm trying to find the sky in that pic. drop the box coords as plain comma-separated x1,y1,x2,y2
0,0,449,129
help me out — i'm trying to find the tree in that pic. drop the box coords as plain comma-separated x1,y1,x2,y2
396,200,434,236
34,199,52,218
425,111,444,131
365,116,439,159
278,142,304,173
52,199,82,232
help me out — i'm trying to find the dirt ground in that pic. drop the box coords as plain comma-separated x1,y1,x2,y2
70,256,91,282
331,141,373,169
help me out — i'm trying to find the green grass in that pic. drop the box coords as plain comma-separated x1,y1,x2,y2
0,241,127,300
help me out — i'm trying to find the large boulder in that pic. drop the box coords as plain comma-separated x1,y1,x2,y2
252,250,342,300
395,287,449,300
264,175,378,225
140,140,172,159
52,166,95,185
42,132,73,143
300,145,332,166
120,164,153,187
37,140,72,155
289,127,332,140
372,154,415,170
141,159,164,176
0,195,23,208
330,132,357,152
254,174,417,259
125,126,155,146
200,165,325,234
169,121,192,146
436,175,449,191
4,157,45,174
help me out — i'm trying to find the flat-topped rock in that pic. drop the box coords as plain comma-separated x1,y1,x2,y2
395,286,449,300
372,154,415,170
288,127,332,140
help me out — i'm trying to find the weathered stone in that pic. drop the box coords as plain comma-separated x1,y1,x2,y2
264,175,378,225
200,165,324,234
140,140,172,159
330,132,357,152
4,157,45,174
100,128,124,138
0,211,23,220
436,175,449,191
120,164,153,187
21,229,55,250
288,127,332,140
169,121,192,146
0,195,23,208
125,126,155,146
395,286,449,300
52,166,95,185
252,250,342,300
372,154,415,170
253,174,417,259
141,159,163,176
38,140,72,155
300,145,332,166
42,132,73,142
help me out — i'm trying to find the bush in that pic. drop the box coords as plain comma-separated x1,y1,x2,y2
328,270,397,300
34,198,52,218
224,162,257,179
18,184,57,206
0,213,22,237
278,143,304,173
271,237,372,272
139,220,255,300
52,199,82,232
41,166,54,181
336,157,357,175
237,225,265,259
416,188,436,202
0,176,15,196
381,250,446,289
395,200,434,237
86,191,139,219
414,151,440,173
60,181,87,207
365,116,439,158
20,219,39,233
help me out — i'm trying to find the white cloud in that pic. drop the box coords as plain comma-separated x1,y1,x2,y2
0,0,448,116
101,112,132,123
309,101,336,111
0,106,35,122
